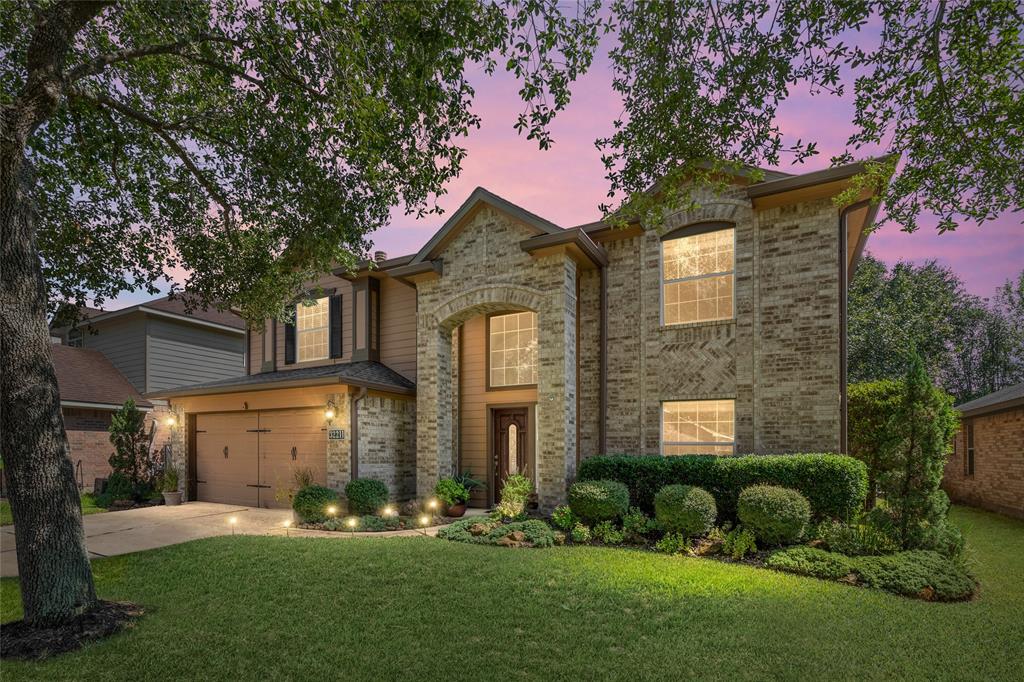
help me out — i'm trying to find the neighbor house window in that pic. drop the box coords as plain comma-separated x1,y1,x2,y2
965,420,975,476
489,312,538,387
67,329,83,347
661,399,735,455
296,297,329,362
662,227,734,325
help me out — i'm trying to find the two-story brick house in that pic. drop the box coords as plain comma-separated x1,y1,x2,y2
156,159,884,510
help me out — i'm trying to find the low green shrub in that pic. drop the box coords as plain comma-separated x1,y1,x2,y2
434,478,470,507
593,521,624,545
738,485,810,545
293,485,340,523
654,484,717,537
910,520,966,559
622,507,656,542
567,479,630,524
722,526,757,560
345,478,388,515
492,498,527,522
766,547,975,601
815,517,899,556
578,453,866,521
654,532,689,555
322,514,402,532
571,522,592,543
551,505,576,531
500,473,533,504
437,518,555,548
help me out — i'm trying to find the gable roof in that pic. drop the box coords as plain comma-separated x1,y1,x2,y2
53,295,245,334
956,382,1024,417
148,361,415,398
411,187,562,264
51,344,152,409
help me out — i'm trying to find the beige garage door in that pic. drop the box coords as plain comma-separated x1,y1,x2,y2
195,409,328,508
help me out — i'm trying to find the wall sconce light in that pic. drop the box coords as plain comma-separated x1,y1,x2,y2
164,414,177,427
324,399,337,422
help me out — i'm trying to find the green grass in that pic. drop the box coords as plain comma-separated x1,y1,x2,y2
2,506,1022,680
0,494,106,526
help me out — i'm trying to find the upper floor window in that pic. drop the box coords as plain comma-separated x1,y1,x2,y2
661,399,735,456
662,226,735,325
489,312,538,388
67,329,83,348
296,297,329,362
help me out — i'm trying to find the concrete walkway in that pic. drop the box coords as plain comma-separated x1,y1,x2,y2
1,502,456,577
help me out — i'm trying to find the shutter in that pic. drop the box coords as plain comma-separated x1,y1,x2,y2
329,294,343,358
284,313,296,365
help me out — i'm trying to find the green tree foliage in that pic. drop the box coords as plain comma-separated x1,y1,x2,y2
107,399,154,492
877,354,959,549
847,379,903,508
600,0,1023,234
849,254,1024,404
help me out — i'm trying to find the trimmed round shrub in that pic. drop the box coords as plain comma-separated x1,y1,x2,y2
567,479,630,524
654,484,717,537
345,478,389,515
293,485,340,523
738,485,811,545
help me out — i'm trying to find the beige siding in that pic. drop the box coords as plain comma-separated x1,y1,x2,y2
379,277,417,381
274,273,354,370
458,315,537,506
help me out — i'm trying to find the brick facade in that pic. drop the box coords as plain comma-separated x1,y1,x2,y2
357,394,417,500
943,408,1024,519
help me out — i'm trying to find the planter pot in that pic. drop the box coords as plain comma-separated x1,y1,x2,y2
446,503,467,518
162,491,183,506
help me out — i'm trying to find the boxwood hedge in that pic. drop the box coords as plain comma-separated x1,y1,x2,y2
577,454,866,521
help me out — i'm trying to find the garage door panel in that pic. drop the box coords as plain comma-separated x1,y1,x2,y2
258,409,328,509
196,412,259,506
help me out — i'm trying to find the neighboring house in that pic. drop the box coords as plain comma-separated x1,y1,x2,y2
50,344,153,491
943,383,1024,520
154,159,883,510
51,295,247,395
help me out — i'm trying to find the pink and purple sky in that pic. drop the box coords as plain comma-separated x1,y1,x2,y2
110,31,1021,308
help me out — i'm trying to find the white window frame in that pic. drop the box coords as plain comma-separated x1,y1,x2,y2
659,226,736,327
296,297,329,362
487,311,539,388
660,399,737,456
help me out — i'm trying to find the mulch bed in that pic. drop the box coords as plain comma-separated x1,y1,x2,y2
1,600,143,661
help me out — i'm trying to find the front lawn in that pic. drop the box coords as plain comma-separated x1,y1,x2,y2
0,494,106,526
2,506,1022,680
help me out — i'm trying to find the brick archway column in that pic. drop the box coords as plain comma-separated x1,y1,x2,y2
415,324,453,496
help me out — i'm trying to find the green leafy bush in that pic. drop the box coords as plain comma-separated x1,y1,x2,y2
654,532,689,554
912,520,965,559
437,518,555,548
767,547,975,601
654,484,717,537
816,517,899,556
94,472,133,507
501,473,533,503
722,526,757,560
492,498,527,522
848,379,903,508
738,485,811,545
567,479,630,524
622,507,656,542
593,521,624,545
345,478,388,515
551,505,576,530
434,477,470,506
293,485,340,523
578,453,866,521
160,467,180,493
324,514,401,532
571,522,592,543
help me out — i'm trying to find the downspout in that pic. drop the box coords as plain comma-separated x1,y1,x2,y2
838,199,873,455
599,264,608,455
351,387,368,479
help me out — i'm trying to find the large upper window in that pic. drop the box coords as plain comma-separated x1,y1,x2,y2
661,399,735,456
296,297,329,362
489,312,538,388
662,227,735,325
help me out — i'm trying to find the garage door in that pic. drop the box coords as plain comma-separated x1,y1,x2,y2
195,409,328,508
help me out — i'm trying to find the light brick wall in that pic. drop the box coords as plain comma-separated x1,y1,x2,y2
357,394,416,500
943,408,1024,519
64,405,175,492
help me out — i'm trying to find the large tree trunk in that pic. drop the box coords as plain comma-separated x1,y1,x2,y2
1,147,98,626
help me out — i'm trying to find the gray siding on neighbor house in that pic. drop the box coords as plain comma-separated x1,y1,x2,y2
145,318,245,393
81,315,148,393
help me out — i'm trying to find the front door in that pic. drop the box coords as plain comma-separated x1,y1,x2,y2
492,408,528,504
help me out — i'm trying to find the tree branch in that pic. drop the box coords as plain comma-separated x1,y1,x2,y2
67,32,245,81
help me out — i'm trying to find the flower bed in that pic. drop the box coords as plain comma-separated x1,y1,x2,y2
298,513,447,533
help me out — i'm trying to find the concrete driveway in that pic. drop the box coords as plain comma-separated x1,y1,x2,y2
1,502,292,577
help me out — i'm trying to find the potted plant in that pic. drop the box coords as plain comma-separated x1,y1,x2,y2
435,477,470,517
161,466,182,506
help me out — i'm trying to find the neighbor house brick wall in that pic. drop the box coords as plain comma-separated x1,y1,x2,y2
943,408,1024,519
357,393,416,500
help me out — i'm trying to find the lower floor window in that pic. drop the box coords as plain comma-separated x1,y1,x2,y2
661,399,735,456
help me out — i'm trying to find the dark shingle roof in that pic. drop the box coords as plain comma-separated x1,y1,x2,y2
142,296,245,330
51,345,151,408
149,361,415,398
956,382,1024,417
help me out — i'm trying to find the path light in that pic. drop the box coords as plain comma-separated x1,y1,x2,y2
327,505,338,518
382,505,395,517
346,516,358,538
283,519,291,537
427,498,438,511
229,516,238,535
418,514,430,536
